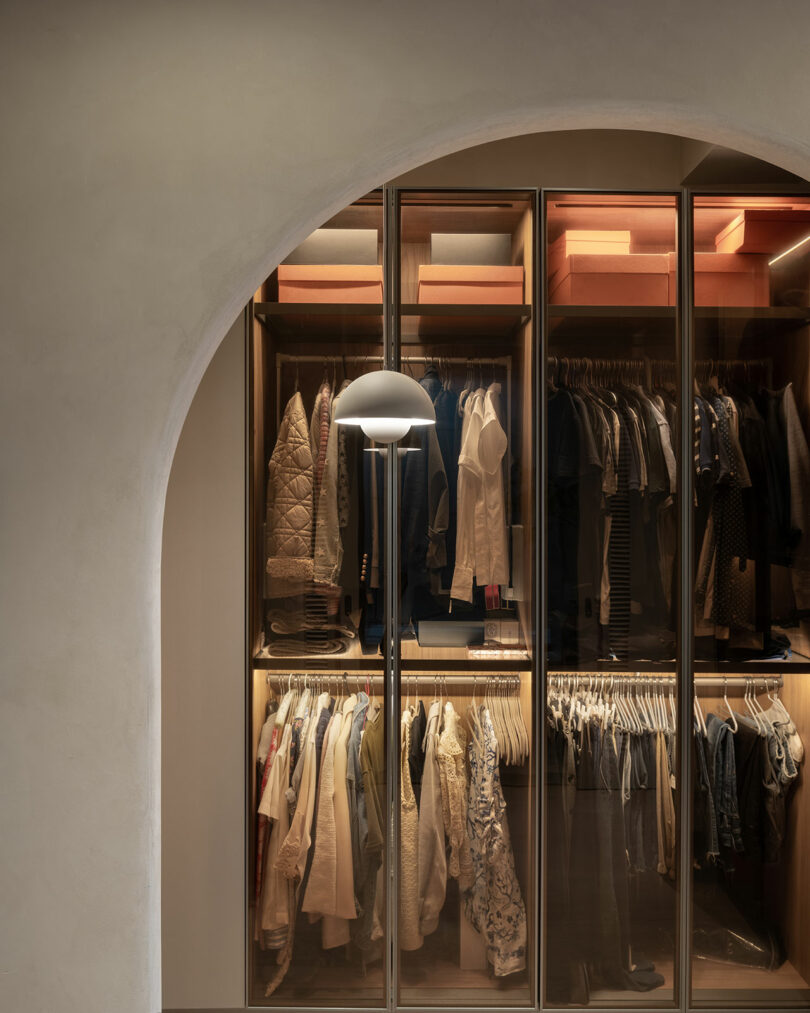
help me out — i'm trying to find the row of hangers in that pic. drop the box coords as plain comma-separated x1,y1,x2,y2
548,355,677,391
400,673,529,766
692,676,788,738
548,673,678,735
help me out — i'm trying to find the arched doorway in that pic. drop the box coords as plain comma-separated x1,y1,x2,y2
161,128,809,1011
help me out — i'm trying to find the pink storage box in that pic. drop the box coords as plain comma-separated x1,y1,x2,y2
548,229,631,280
667,252,770,306
417,264,524,304
715,209,810,255
549,253,669,305
277,264,383,303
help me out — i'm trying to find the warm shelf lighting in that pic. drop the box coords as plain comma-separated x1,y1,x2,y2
769,232,810,267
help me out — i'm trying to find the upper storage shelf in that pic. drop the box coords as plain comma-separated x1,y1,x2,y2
254,301,532,342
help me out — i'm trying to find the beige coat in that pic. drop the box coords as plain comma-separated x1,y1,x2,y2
313,388,344,587
265,391,314,596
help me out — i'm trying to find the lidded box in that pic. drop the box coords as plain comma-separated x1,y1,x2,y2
417,264,524,304
549,253,669,306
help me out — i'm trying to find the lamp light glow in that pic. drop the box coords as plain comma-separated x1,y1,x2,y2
334,370,436,443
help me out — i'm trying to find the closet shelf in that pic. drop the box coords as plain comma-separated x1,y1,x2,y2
254,301,531,342
548,661,810,675
252,654,531,673
548,304,810,344
400,303,531,340
254,302,383,339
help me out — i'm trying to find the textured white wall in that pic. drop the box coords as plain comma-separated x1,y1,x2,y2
3,2,810,1011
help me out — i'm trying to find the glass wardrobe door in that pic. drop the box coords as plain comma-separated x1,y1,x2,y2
394,189,536,1007
248,193,389,1007
690,193,810,1006
543,191,681,1006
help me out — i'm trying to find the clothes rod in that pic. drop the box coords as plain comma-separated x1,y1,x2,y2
548,673,784,689
265,672,525,686
275,354,511,365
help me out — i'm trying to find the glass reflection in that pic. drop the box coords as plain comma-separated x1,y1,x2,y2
691,193,810,1005
250,194,388,1007
544,192,680,1006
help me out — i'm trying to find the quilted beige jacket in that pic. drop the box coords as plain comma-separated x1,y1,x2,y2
265,391,314,596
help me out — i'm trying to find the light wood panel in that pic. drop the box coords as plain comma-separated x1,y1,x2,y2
780,672,810,986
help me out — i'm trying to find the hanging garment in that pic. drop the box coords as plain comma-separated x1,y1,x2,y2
400,364,449,624
275,692,329,881
265,391,314,595
313,385,344,587
476,382,510,587
357,702,385,951
301,710,341,916
399,707,423,951
256,723,294,948
310,380,332,507
451,390,485,602
434,384,460,588
417,699,447,937
321,694,358,949
464,704,527,976
437,702,473,886
408,698,426,808
782,382,810,610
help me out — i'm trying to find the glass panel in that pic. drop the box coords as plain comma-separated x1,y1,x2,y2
395,190,535,1006
690,193,810,1005
249,194,388,1006
544,192,680,1006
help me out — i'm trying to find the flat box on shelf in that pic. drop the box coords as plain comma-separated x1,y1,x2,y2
417,264,524,305
715,209,810,254
667,251,770,306
549,253,669,306
282,227,379,265
548,229,631,280
277,264,383,303
430,232,512,266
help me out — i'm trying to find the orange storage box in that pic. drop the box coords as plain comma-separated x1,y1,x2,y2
667,252,770,306
278,264,383,303
417,264,524,305
548,230,631,280
715,209,810,254
549,253,669,306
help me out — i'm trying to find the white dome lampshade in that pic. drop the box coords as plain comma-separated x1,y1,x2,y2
334,369,435,443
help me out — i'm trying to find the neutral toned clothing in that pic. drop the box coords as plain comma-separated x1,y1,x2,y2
451,385,510,600
451,390,484,602
417,700,446,937
321,696,357,949
477,383,509,587
465,704,527,976
313,386,343,587
399,708,423,951
265,391,315,595
437,702,473,887
275,693,328,881
302,712,340,914
257,724,293,947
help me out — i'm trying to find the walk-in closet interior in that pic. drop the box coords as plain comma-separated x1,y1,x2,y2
248,184,810,1010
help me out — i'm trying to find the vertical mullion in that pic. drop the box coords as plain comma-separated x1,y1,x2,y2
537,189,548,1011
383,183,400,1013
677,188,695,1012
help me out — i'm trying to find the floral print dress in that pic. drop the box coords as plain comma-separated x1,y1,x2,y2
464,704,527,976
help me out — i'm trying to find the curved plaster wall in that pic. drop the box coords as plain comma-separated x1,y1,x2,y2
4,2,810,1011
